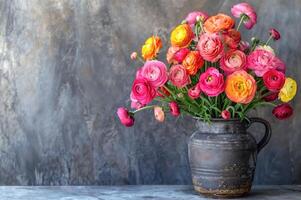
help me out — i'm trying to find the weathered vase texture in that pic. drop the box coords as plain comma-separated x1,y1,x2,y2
188,118,271,197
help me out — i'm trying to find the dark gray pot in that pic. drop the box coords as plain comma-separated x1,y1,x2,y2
188,118,271,198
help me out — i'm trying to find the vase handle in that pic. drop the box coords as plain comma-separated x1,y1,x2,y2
247,117,272,153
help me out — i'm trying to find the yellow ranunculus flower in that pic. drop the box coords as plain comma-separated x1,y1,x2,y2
141,36,162,60
170,24,194,48
279,77,297,102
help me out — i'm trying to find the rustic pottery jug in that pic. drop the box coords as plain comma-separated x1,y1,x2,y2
188,118,271,198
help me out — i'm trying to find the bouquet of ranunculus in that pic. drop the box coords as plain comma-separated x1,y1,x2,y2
117,2,297,127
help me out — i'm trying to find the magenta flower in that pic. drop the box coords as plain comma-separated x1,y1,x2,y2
169,102,180,117
188,85,201,99
231,3,257,29
185,11,208,27
117,107,135,127
131,78,156,105
198,67,225,97
173,48,190,63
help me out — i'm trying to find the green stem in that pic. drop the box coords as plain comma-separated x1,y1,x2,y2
236,15,246,31
265,35,273,46
163,85,177,98
132,105,155,114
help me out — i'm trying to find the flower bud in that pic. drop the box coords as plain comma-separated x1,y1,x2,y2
221,110,231,120
154,106,165,122
130,52,138,60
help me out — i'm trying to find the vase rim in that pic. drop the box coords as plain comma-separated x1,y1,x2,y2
195,118,246,122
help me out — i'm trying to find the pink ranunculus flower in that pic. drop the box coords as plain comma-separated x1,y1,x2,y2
198,67,225,97
220,49,246,74
169,64,191,88
185,11,208,27
141,60,168,88
247,49,280,77
131,78,156,105
117,107,135,127
231,3,257,29
169,101,180,117
197,33,224,62
135,67,143,79
173,48,190,63
130,96,145,109
188,85,201,99
272,56,286,74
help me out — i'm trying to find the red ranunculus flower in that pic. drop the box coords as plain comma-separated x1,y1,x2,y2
272,104,293,120
269,28,281,40
221,110,231,120
117,107,135,127
264,92,279,102
131,78,156,105
263,69,285,92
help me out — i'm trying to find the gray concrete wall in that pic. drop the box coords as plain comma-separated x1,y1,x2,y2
0,0,300,185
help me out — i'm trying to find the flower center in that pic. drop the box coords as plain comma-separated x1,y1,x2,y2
206,75,213,82
272,76,278,81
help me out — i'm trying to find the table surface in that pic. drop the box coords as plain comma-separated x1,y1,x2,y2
0,185,300,200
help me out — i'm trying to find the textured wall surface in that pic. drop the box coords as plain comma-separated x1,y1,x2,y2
0,0,300,185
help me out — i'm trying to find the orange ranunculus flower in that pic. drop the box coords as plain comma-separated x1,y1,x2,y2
141,36,162,60
170,24,194,48
225,70,257,104
183,51,204,75
204,13,235,33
